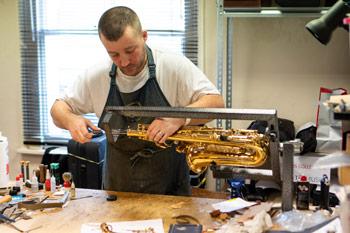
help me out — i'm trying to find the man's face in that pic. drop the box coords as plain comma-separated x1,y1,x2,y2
100,26,147,76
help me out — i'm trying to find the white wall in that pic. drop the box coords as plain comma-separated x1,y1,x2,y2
0,0,27,181
1,0,349,189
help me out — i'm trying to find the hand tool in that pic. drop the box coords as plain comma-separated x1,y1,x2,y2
18,191,70,210
71,195,92,201
0,195,12,204
39,164,45,183
20,161,25,181
25,161,30,181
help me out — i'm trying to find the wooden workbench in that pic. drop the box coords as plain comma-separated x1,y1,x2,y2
0,188,228,233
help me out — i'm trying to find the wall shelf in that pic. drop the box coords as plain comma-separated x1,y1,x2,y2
220,7,329,18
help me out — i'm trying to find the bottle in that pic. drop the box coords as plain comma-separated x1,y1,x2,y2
71,181,75,198
16,176,20,189
50,175,56,192
50,163,56,184
19,174,23,191
51,163,60,185
55,163,60,185
296,175,310,210
45,171,51,191
31,172,39,193
0,132,9,188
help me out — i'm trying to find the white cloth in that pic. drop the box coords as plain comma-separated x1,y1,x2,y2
61,46,220,118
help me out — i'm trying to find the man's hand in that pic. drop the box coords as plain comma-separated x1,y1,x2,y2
51,100,100,144
67,115,100,144
146,117,185,144
145,94,224,144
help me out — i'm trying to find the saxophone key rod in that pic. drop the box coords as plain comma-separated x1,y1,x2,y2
111,129,128,135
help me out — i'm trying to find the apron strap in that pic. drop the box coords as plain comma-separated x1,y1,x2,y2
109,63,117,86
146,45,156,80
130,148,165,169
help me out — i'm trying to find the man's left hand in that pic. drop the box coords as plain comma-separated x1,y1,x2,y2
146,117,186,143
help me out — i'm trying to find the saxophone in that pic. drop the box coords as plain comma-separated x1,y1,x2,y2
126,124,270,174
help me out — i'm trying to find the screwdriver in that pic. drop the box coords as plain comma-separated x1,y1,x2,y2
0,195,12,204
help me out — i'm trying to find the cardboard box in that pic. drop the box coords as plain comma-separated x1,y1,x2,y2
339,133,350,185
339,166,350,185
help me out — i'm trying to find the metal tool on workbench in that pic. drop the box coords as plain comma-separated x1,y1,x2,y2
18,191,69,210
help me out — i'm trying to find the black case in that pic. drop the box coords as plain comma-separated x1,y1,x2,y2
67,134,106,189
168,224,202,233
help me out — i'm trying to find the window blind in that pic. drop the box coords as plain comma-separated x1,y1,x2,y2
19,0,199,145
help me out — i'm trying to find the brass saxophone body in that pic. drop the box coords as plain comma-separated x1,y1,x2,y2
127,124,270,174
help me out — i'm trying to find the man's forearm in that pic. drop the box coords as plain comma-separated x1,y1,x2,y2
186,94,225,125
50,100,75,130
187,94,225,108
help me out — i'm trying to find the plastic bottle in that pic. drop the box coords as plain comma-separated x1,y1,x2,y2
19,173,23,191
71,181,75,198
51,163,60,185
45,171,51,191
0,132,9,188
50,163,55,182
16,176,20,188
31,172,39,193
50,175,56,192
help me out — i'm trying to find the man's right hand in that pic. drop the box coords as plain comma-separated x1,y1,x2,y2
50,100,100,144
67,115,99,143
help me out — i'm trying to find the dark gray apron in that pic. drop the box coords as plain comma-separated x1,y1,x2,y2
98,46,191,196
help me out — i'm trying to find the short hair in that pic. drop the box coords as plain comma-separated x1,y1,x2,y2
98,6,142,41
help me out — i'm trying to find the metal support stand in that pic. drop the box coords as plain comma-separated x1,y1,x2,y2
281,143,294,212
101,106,294,211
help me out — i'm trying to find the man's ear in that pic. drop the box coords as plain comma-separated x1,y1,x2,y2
142,30,148,42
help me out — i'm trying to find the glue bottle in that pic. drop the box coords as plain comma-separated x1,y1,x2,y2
45,171,51,191
71,181,76,198
0,132,9,188
50,174,56,192
31,172,39,193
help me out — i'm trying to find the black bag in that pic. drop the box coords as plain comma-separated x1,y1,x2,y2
296,125,317,155
247,118,295,142
67,134,106,189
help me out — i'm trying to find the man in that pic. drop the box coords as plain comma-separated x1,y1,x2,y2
51,6,224,196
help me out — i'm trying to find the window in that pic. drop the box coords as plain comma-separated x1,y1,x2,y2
19,0,198,144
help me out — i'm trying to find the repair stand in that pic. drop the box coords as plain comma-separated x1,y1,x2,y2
101,106,294,211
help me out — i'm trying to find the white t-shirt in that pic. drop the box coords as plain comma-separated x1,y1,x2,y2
61,47,220,118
